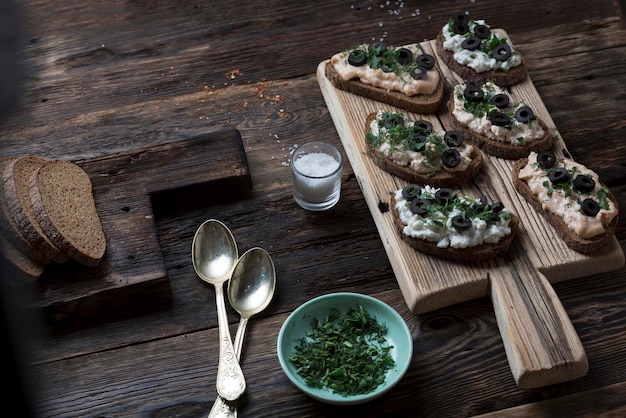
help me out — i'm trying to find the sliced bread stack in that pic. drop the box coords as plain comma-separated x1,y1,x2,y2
0,156,106,283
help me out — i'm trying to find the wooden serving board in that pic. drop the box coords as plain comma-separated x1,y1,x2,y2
35,126,252,334
317,32,624,388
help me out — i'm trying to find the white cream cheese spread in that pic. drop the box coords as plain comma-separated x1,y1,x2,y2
330,43,440,96
394,185,513,249
367,110,474,174
442,18,522,72
518,151,618,238
452,81,545,145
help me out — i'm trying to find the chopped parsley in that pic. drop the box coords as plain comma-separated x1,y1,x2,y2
366,111,453,174
289,305,395,397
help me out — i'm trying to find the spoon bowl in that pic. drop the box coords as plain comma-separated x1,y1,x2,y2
229,247,276,319
192,219,246,402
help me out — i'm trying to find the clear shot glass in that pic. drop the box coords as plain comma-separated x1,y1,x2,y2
291,142,343,211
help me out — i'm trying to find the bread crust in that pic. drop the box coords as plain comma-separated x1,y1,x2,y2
2,156,68,263
325,60,444,114
365,112,483,187
446,96,553,160
435,32,528,86
512,158,618,253
390,195,519,263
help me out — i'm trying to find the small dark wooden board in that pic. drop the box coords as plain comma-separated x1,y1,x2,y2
35,127,251,334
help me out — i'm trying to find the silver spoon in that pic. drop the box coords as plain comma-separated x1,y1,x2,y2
192,219,246,402
208,247,276,418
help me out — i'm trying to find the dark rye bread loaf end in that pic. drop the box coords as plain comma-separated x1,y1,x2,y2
390,195,519,263
512,158,618,253
365,112,484,187
325,61,445,114
29,160,106,267
434,32,528,87
2,156,68,263
446,97,553,160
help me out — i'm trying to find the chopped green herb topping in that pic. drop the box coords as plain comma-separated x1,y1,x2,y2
289,305,395,397
366,111,452,173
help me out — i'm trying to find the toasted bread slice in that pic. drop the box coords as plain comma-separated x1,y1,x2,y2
446,83,553,160
365,111,483,187
325,43,445,114
29,160,106,267
512,154,618,253
390,185,519,263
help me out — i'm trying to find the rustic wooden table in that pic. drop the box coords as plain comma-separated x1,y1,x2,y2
2,0,626,417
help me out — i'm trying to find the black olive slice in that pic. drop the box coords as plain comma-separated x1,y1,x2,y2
413,119,433,133
573,175,596,193
473,24,492,39
490,201,505,213
451,215,472,231
514,106,534,123
380,64,394,73
490,93,509,109
580,198,600,217
463,85,484,102
452,13,470,24
408,137,427,152
381,112,405,130
442,149,462,168
489,111,510,127
444,131,464,147
451,13,470,34
415,54,435,70
548,167,571,185
536,151,557,169
462,36,481,51
347,49,367,66
401,184,421,201
435,188,456,203
410,198,431,217
474,194,489,211
369,42,388,56
397,47,413,65
493,43,512,61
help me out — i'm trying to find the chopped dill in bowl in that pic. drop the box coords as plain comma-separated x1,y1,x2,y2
288,304,395,397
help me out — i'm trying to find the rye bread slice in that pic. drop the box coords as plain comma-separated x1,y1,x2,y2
365,112,483,187
29,160,106,267
0,234,45,283
446,96,553,160
2,156,68,263
512,158,618,253
325,60,445,114
390,194,519,263
390,195,519,263
434,32,528,87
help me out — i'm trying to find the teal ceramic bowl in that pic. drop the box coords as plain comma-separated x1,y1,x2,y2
277,292,413,405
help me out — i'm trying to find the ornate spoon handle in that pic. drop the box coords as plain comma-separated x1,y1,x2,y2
208,317,250,417
214,284,246,401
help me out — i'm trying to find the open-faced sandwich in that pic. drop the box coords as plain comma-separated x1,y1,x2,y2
391,184,518,262
447,81,553,160
326,42,445,113
513,151,619,253
366,110,483,187
435,14,527,86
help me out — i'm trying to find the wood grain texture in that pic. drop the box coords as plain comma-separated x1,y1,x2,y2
2,0,626,416
36,127,251,333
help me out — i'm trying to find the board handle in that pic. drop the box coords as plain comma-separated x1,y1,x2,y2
489,251,588,389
